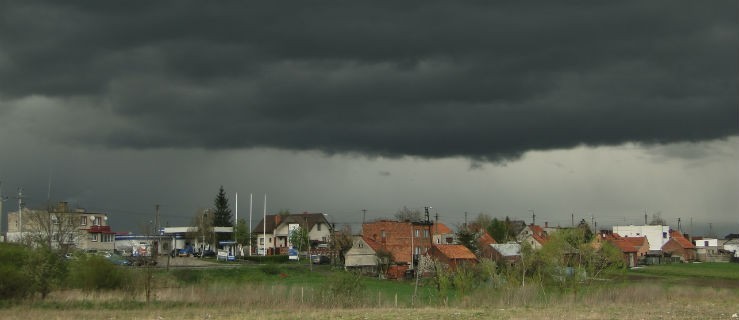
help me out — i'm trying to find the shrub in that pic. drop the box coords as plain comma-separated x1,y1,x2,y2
243,255,289,264
260,264,282,275
66,254,131,291
319,271,366,307
171,269,203,284
0,243,31,299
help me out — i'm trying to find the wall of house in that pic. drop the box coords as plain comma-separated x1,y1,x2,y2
661,239,696,261
613,225,670,251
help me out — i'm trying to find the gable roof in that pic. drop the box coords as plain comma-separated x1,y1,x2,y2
478,232,497,247
432,244,477,260
668,230,695,249
275,213,329,232
608,239,638,253
252,214,279,234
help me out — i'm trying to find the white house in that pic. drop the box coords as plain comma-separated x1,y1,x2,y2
344,236,380,275
722,239,739,258
613,225,670,252
253,213,332,255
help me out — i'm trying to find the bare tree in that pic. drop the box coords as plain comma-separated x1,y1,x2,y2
24,208,79,252
394,206,421,221
649,212,667,226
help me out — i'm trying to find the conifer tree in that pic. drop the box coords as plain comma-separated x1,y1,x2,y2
213,186,233,227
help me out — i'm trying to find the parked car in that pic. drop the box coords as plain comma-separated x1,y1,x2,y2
106,253,132,266
311,255,330,265
194,249,216,258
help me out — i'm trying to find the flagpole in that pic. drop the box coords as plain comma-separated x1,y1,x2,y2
263,193,267,256
249,193,253,256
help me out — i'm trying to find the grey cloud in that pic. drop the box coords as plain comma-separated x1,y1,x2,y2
0,1,736,161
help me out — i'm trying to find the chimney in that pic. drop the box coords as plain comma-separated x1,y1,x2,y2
545,221,548,228
274,215,281,225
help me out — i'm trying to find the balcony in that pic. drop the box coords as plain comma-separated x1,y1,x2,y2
88,225,113,233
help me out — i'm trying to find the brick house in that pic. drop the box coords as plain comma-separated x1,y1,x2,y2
661,230,696,262
362,219,452,267
429,244,478,269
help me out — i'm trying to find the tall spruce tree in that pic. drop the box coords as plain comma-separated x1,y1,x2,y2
213,186,233,227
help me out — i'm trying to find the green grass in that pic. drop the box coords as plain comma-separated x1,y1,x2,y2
629,262,739,280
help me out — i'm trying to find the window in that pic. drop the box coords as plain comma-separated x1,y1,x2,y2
662,232,667,239
90,233,98,242
80,216,87,226
317,223,321,231
415,229,420,237
381,230,386,238
704,241,709,247
423,229,429,238
259,238,264,245
358,242,364,248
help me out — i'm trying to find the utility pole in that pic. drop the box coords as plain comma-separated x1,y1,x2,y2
530,209,535,226
17,188,24,242
0,181,6,240
361,209,367,225
464,211,468,230
644,209,647,225
571,212,574,227
677,218,681,232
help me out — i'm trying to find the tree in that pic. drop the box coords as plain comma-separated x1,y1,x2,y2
469,213,491,233
213,186,233,227
289,226,309,252
211,186,233,244
331,225,353,265
394,206,421,221
188,209,215,253
23,208,79,252
234,218,255,248
576,219,594,243
487,218,507,243
648,212,667,226
456,227,480,255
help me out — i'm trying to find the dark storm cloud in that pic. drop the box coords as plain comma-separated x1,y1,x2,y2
1,1,736,161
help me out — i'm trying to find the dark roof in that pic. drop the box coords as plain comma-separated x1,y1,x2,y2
253,212,330,234
252,214,279,233
276,213,330,232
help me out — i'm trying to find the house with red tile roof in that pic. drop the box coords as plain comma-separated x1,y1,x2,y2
518,224,551,250
429,244,478,269
661,230,696,262
595,231,650,267
477,231,499,259
344,236,381,275
362,219,452,267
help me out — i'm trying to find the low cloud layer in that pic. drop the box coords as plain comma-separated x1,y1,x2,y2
0,1,736,161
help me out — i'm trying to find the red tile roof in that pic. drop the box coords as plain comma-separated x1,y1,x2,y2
669,230,695,249
607,239,637,253
478,232,497,247
432,244,477,260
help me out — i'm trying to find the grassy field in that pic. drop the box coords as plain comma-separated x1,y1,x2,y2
630,262,739,280
1,262,738,319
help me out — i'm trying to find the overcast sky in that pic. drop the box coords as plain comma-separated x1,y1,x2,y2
0,1,736,236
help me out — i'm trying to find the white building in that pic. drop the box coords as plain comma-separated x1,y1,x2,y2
612,225,670,251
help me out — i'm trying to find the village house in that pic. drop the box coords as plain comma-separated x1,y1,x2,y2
476,231,498,259
487,242,521,265
428,244,478,269
360,219,453,278
252,212,331,255
604,234,649,267
7,202,115,251
661,230,696,262
344,236,381,275
517,224,550,250
613,225,670,252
